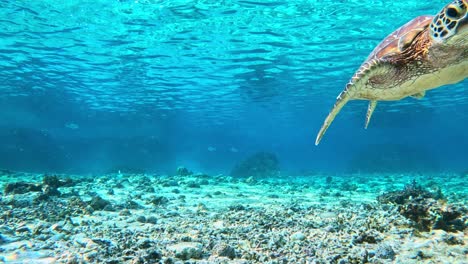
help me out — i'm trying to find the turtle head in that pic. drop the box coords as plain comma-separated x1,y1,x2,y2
429,0,467,43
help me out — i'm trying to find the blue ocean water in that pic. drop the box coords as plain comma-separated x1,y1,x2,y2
0,0,466,175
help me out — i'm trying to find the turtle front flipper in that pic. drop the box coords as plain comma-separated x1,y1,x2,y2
365,100,378,129
315,91,351,145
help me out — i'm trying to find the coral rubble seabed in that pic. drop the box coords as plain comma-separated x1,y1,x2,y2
0,170,467,263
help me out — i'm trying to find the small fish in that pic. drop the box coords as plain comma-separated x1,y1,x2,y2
207,146,217,152
230,147,238,153
65,123,79,129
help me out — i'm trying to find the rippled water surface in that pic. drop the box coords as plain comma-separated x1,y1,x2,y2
1,0,465,118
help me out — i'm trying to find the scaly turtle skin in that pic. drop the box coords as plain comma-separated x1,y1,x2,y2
315,0,468,145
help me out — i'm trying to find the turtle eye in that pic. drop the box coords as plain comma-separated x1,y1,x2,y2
445,6,460,19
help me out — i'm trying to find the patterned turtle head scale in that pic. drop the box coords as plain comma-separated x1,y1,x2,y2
430,0,468,42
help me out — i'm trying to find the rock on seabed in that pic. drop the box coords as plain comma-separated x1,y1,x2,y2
167,242,203,260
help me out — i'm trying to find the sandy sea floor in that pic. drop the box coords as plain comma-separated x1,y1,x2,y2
0,169,467,264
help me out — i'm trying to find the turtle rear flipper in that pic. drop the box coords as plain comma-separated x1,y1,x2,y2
410,91,426,99
315,91,350,145
365,100,378,129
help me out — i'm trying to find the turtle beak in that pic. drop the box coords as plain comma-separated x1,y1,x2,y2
461,12,468,31
454,2,468,34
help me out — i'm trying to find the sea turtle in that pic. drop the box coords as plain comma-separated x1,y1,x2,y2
315,0,467,145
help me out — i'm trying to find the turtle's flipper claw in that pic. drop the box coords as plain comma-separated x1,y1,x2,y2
315,91,350,145
365,100,378,129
